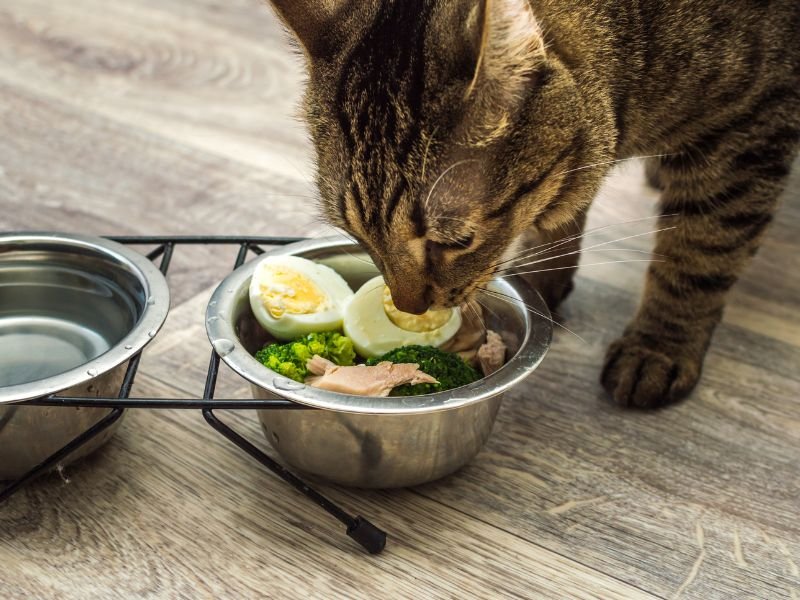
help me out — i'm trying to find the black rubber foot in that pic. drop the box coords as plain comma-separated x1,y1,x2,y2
347,516,387,554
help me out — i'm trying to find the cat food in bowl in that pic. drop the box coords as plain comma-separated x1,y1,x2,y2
206,237,552,488
0,233,170,480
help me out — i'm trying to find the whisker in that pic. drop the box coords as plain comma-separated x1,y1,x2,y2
474,296,502,325
582,247,668,258
303,223,382,268
498,258,663,278
281,153,316,182
477,287,586,343
495,248,668,274
465,300,487,332
358,281,386,297
491,213,677,270
325,239,376,267
494,226,675,274
553,153,675,178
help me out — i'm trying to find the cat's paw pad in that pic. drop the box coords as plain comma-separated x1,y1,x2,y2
601,334,700,408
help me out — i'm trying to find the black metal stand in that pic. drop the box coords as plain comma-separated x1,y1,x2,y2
0,236,387,555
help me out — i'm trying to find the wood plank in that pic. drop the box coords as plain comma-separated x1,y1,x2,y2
0,373,657,600
0,0,314,177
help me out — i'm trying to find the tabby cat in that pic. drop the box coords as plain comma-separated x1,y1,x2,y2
265,0,800,408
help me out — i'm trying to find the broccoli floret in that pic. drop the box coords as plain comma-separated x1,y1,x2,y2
255,331,355,382
366,345,481,396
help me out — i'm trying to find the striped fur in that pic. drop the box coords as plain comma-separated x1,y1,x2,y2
267,0,800,407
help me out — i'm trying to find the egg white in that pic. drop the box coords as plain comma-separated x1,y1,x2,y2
343,276,462,358
249,256,354,341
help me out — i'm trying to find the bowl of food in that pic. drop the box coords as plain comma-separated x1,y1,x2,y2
206,237,552,488
0,233,170,480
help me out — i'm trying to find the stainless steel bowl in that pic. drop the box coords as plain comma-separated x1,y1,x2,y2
206,237,552,488
0,233,170,480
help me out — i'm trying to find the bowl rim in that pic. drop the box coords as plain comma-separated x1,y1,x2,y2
0,232,170,405
206,237,553,415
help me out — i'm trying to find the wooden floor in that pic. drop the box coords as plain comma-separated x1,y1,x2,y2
1,1,798,598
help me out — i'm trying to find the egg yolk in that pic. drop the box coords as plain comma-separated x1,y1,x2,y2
259,266,328,318
382,286,451,332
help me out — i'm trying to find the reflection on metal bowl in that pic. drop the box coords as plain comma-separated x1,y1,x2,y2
206,237,552,488
0,233,169,480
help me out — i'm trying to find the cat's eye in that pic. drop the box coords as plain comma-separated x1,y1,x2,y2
433,232,475,250
451,232,475,249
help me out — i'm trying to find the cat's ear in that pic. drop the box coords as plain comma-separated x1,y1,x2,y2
444,0,545,143
467,0,546,98
429,0,488,81
264,0,339,58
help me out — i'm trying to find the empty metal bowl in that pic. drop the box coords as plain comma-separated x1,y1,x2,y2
0,233,170,480
206,237,552,488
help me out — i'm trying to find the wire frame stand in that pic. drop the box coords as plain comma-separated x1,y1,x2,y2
0,236,387,555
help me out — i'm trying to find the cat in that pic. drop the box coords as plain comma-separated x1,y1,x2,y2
265,0,800,408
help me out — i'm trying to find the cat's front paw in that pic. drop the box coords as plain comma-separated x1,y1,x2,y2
601,333,701,408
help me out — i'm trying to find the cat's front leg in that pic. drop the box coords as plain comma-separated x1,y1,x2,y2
602,137,797,408
516,210,588,312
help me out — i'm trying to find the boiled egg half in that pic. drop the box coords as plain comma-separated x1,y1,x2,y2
343,275,462,358
249,256,354,341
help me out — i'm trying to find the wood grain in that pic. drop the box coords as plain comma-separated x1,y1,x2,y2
0,372,658,600
0,0,314,176
0,0,798,598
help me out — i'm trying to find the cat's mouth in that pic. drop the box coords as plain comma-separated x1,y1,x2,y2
384,283,432,315
396,289,468,314
434,276,495,313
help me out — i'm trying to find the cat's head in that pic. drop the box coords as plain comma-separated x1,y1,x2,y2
269,0,610,313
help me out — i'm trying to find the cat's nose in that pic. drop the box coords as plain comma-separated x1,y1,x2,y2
391,285,432,315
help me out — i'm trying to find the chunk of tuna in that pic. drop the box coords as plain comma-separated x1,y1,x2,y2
305,355,438,397
477,330,507,377
306,354,337,376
